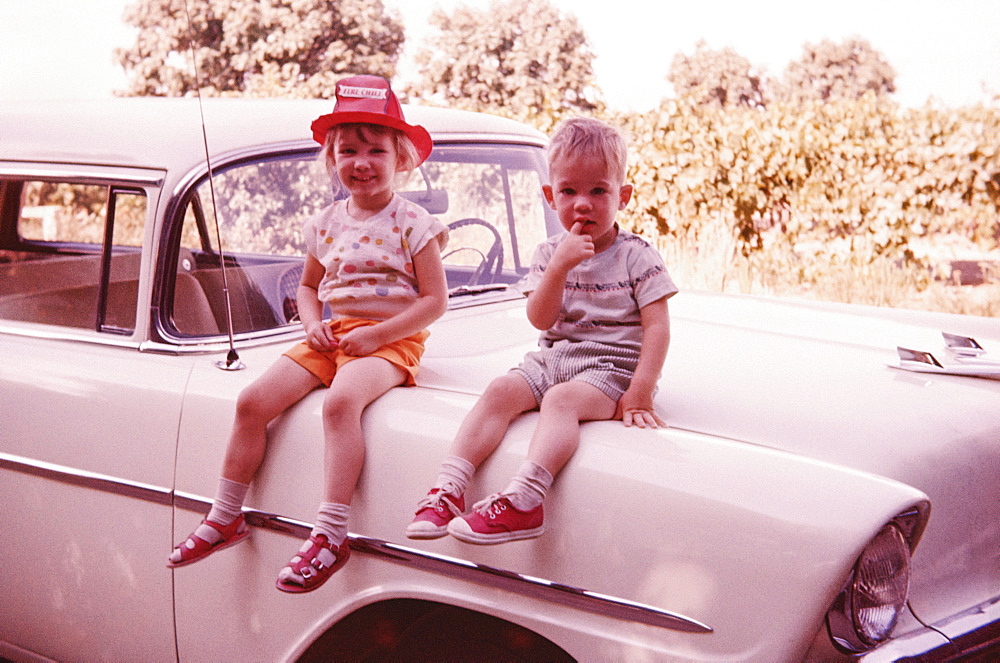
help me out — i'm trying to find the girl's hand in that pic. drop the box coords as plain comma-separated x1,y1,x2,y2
550,222,594,273
616,387,667,429
305,321,338,352
337,325,384,357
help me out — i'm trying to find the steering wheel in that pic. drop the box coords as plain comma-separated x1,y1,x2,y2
444,217,505,287
277,263,303,324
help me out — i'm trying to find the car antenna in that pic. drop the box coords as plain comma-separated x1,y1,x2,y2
183,0,244,371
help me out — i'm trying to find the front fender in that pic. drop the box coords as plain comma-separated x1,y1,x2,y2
175,376,929,662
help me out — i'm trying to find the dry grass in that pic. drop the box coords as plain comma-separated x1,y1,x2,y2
653,221,1000,319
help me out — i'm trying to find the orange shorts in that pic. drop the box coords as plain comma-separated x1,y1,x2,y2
283,317,429,387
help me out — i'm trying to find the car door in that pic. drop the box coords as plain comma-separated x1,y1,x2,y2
0,165,184,662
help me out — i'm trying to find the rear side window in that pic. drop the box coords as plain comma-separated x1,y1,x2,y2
0,180,146,333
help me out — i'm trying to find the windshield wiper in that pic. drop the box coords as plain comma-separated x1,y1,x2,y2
448,283,510,298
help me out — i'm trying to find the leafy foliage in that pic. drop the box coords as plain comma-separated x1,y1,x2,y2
621,95,1000,280
667,42,767,109
778,37,896,103
113,7,996,313
116,0,404,97
405,0,602,132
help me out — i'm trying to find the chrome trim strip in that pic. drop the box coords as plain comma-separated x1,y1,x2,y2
138,330,301,355
0,161,164,186
0,453,711,634
0,453,172,505
431,133,548,147
0,323,144,347
174,491,713,634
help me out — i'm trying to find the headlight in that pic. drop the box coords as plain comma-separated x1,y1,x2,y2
826,522,912,654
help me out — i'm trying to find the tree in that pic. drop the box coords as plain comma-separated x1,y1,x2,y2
667,42,768,109
115,0,404,98
779,37,896,104
406,0,602,131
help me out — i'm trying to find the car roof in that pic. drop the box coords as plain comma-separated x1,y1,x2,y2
0,97,548,175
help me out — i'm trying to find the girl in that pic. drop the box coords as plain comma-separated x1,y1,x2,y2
169,75,449,594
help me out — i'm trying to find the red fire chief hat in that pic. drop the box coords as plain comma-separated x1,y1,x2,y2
310,75,433,165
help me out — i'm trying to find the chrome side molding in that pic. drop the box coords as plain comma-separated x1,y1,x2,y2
0,452,712,635
175,491,712,633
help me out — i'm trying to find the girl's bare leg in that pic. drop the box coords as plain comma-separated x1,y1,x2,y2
170,357,320,567
221,356,322,484
320,356,408,504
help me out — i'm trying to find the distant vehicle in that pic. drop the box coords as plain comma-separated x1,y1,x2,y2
1,98,998,661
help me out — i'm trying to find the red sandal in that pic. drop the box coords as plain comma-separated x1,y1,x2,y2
275,534,350,594
167,514,249,568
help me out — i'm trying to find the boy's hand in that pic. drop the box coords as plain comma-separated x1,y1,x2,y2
550,222,594,272
623,408,666,428
616,387,667,429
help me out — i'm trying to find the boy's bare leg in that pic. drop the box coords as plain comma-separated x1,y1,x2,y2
526,380,617,477
449,372,538,467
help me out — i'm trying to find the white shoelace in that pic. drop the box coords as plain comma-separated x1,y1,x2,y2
417,485,463,517
471,493,507,517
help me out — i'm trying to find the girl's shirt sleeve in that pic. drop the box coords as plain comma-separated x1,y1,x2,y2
397,197,449,258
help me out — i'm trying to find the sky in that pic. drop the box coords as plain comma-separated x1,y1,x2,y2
1,0,998,111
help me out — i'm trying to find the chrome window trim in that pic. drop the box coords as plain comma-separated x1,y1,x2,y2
428,132,547,148
140,327,305,353
1,451,712,635
0,322,144,348
0,161,164,186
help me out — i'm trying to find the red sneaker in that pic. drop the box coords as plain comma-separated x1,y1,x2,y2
406,487,465,539
447,494,544,544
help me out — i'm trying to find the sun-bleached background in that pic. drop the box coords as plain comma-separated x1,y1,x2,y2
1,0,997,109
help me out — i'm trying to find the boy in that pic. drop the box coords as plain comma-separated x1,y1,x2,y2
407,117,677,544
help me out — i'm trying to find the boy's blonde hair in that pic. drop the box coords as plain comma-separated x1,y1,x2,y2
547,117,629,185
319,122,421,189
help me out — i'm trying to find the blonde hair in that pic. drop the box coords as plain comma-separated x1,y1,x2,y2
547,117,629,185
319,122,420,191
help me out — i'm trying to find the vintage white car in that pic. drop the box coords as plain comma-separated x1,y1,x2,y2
1,98,998,662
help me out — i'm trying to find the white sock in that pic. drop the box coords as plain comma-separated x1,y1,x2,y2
502,461,553,511
206,478,249,526
433,455,475,496
311,502,350,547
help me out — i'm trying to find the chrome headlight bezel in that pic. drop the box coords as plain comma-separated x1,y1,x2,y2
826,516,915,654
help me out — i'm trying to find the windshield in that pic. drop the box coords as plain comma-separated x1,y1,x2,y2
168,142,554,337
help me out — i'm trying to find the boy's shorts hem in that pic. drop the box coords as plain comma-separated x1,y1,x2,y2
512,339,641,406
283,317,429,387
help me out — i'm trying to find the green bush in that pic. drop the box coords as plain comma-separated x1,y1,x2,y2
604,96,1000,316
619,96,1000,270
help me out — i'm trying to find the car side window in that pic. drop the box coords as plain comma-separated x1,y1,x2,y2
171,155,328,337
422,146,550,286
167,143,553,337
0,179,146,333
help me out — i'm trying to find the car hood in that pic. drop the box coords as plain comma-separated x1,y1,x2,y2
421,291,1000,624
